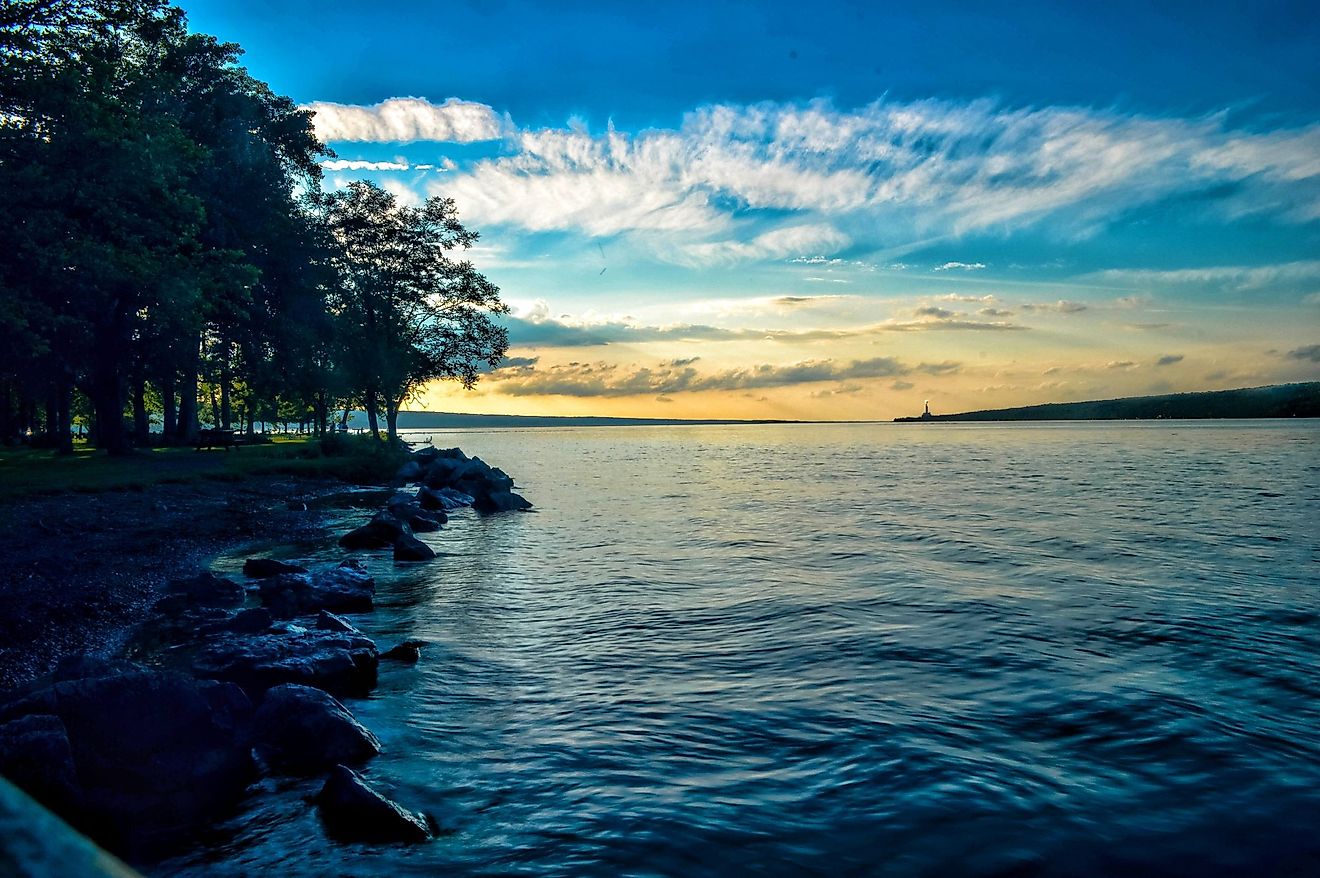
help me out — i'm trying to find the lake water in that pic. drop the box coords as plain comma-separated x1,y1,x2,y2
159,421,1320,877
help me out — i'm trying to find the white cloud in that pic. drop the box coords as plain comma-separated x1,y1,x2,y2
304,97,506,143
1088,260,1320,290
677,223,851,267
344,95,1320,266
320,159,410,171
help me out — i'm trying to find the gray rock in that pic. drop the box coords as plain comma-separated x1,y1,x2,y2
415,486,450,512
0,714,80,816
473,490,533,514
339,510,412,550
408,513,442,533
258,565,375,617
242,558,308,578
316,610,360,635
316,765,431,843
394,460,423,482
193,630,379,697
381,643,421,663
393,533,435,562
225,607,273,633
253,685,380,774
0,669,255,851
164,572,245,608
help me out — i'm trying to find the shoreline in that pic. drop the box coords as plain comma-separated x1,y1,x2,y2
0,444,530,866
0,476,346,691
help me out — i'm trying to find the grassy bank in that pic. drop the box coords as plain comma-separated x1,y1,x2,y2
0,436,411,502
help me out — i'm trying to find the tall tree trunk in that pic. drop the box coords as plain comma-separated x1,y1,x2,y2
313,391,326,438
0,385,13,444
55,379,73,455
160,374,177,445
87,369,131,456
385,396,400,442
132,379,149,444
219,341,232,430
364,388,380,439
177,336,200,443
208,386,221,428
45,386,58,439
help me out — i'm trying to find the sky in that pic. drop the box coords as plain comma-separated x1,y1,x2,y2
182,0,1320,420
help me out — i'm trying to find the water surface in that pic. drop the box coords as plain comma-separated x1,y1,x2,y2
162,421,1320,876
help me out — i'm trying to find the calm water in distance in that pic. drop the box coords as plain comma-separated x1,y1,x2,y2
161,421,1320,877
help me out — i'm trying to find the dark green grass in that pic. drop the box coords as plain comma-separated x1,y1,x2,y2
0,435,410,501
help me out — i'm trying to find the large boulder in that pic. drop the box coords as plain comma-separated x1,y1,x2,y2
316,765,432,843
0,668,255,851
415,486,452,514
252,684,380,774
473,490,533,514
258,564,375,617
0,714,81,817
242,558,308,578
225,607,274,633
339,511,412,550
433,487,476,510
316,610,360,635
393,534,435,562
163,572,245,608
408,513,443,533
394,460,423,483
193,630,379,697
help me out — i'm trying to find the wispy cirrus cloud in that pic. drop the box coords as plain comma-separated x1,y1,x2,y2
304,97,506,143
1087,260,1320,290
394,97,1320,264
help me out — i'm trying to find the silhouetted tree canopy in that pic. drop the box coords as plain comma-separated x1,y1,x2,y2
0,0,506,452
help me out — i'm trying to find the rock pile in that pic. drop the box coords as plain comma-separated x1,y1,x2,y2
0,445,526,857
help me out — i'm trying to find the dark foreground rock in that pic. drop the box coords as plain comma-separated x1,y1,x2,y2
339,510,411,550
193,629,379,697
252,684,380,774
163,572,245,609
316,610,360,634
242,558,308,578
0,668,254,852
0,714,81,817
393,533,436,561
225,607,274,633
258,563,375,617
381,642,422,663
317,765,432,843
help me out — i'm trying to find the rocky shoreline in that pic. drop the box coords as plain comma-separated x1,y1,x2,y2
0,445,530,865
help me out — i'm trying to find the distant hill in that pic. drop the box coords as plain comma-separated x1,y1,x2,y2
895,382,1320,422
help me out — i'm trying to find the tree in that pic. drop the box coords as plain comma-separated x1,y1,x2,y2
320,181,508,441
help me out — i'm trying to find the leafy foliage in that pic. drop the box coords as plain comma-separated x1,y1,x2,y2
0,0,507,453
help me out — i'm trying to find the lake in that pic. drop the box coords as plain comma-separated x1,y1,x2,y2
160,420,1320,876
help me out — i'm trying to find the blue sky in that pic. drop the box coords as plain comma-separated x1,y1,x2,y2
183,0,1320,418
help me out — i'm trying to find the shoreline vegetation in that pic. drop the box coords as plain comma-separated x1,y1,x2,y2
0,441,531,870
895,382,1320,422
2,2,508,456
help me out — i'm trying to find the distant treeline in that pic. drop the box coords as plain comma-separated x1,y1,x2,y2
897,383,1320,422
386,412,802,429
0,1,507,454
